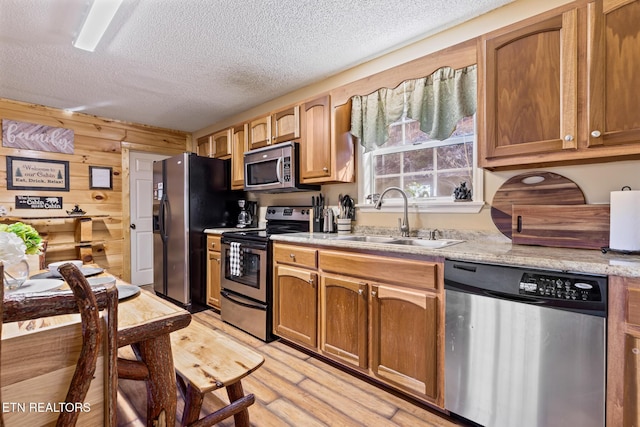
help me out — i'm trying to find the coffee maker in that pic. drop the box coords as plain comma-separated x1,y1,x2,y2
236,200,258,228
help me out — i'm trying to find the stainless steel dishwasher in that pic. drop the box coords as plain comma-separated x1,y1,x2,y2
444,260,607,427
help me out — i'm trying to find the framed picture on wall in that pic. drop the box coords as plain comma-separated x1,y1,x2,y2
6,156,69,191
89,166,113,189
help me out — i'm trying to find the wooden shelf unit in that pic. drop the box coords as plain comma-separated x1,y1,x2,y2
1,215,110,263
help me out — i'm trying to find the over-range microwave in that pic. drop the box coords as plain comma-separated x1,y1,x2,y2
244,141,319,192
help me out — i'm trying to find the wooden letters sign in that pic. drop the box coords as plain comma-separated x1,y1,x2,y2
2,119,74,153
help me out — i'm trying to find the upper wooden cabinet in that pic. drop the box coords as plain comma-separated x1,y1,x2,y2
248,106,300,150
212,128,231,159
230,124,248,190
248,115,271,150
272,105,300,144
480,8,578,166
587,0,640,149
300,96,354,184
480,0,640,169
196,130,231,159
196,134,213,157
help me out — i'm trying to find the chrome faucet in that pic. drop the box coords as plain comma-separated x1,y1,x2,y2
374,186,410,237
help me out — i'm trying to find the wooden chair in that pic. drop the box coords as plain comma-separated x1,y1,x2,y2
1,263,118,426
118,318,265,426
170,320,264,427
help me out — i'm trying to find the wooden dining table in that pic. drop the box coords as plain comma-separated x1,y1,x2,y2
3,268,192,427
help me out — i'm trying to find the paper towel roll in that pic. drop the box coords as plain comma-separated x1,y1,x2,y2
610,190,640,251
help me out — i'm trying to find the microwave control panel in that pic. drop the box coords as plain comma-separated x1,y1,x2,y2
283,156,291,182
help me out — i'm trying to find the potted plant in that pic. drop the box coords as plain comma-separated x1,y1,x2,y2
0,222,43,289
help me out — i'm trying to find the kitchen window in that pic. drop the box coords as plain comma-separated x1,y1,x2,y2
351,65,483,213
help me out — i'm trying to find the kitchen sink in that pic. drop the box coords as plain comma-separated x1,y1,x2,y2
333,235,399,243
333,235,464,248
388,238,464,248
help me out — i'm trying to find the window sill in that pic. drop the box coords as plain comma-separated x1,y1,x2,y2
356,200,485,214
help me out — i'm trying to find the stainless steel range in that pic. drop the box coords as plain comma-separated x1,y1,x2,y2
220,206,311,342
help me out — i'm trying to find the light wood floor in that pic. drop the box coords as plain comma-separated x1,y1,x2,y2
117,309,462,427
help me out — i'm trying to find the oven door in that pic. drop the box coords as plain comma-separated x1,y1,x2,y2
221,241,268,302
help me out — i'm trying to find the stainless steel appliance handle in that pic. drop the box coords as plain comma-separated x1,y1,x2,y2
221,290,266,309
161,196,169,242
276,157,284,183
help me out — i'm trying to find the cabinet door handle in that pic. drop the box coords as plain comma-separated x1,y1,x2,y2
130,223,136,229
564,134,574,142
371,290,377,297
307,278,314,286
289,253,296,258
322,167,329,172
358,289,364,295
591,130,602,138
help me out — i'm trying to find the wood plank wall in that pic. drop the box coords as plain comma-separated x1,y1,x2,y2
0,98,190,280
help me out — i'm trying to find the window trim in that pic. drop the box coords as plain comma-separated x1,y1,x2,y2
356,121,484,214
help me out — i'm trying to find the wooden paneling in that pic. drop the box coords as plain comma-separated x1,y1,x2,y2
1,319,108,426
0,98,189,280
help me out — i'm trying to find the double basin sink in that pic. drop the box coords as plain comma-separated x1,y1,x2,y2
332,235,464,249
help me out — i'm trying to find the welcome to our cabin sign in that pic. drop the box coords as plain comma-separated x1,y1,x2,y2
2,119,74,153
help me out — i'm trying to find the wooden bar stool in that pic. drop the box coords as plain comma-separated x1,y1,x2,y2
170,320,265,427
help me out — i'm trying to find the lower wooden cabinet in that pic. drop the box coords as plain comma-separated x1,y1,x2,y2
320,274,368,370
370,283,438,399
273,242,444,407
608,275,640,426
273,264,318,347
206,235,222,309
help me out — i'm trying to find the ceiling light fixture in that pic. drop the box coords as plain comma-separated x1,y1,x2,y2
73,0,123,52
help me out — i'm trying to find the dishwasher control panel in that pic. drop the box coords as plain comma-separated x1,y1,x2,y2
519,273,602,301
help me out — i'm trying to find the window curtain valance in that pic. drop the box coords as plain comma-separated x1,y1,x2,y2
350,64,477,152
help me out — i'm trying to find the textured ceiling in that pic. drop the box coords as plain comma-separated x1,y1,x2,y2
0,0,513,132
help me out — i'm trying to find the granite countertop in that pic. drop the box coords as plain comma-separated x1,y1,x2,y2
270,232,640,278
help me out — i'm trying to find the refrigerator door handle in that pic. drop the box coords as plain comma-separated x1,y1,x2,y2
160,195,170,242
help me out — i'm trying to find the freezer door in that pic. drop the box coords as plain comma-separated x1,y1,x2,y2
164,153,190,305
152,160,165,295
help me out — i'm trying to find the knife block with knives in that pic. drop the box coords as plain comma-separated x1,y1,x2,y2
311,194,334,233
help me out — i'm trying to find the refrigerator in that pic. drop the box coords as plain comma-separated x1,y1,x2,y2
153,152,243,310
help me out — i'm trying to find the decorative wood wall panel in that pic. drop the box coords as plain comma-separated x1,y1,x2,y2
0,98,189,280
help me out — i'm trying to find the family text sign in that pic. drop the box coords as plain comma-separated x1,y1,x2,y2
6,156,70,191
2,119,74,154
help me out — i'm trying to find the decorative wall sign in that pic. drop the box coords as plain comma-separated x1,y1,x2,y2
89,166,113,189
6,156,70,191
2,119,74,154
15,195,63,210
